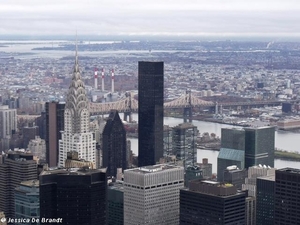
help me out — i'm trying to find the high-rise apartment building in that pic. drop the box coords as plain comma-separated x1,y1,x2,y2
138,61,164,167
173,123,198,170
256,175,275,225
45,101,64,167
39,168,107,225
15,180,39,224
124,164,184,225
217,128,245,182
244,126,275,168
58,48,96,167
274,168,300,224
0,105,17,139
0,105,17,151
0,151,37,218
180,180,246,225
23,125,39,148
102,110,127,177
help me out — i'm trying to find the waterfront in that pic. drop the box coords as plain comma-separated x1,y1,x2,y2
129,114,300,173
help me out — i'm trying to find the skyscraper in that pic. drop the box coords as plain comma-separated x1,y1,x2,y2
124,164,184,225
180,180,246,225
15,180,40,224
0,151,37,218
102,110,127,177
58,46,96,167
138,61,164,167
45,101,64,167
244,126,275,168
274,168,300,224
217,128,245,182
173,123,198,170
39,168,107,225
0,105,17,151
256,175,275,225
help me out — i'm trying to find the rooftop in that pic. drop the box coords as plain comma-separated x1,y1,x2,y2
128,164,183,174
257,175,275,181
40,167,106,176
277,167,300,174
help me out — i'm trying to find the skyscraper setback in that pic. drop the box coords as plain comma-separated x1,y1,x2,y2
58,46,96,167
138,61,164,167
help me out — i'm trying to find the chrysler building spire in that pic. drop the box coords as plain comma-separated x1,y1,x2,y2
58,40,96,167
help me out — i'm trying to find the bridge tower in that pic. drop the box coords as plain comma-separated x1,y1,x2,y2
123,92,133,122
183,90,192,122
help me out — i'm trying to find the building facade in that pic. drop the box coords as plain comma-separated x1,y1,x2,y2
274,168,300,224
58,49,96,167
45,101,64,167
124,164,184,225
256,175,275,225
0,151,37,218
39,168,107,225
102,110,127,177
217,128,245,182
27,136,46,161
244,126,275,168
107,182,124,225
180,180,246,225
138,61,164,167
0,105,17,151
15,180,39,225
173,123,197,170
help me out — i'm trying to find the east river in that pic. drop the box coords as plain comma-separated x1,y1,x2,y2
128,114,300,173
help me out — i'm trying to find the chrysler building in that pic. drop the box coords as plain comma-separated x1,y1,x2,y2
58,45,96,167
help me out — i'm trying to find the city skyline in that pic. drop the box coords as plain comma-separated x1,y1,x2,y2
1,1,300,38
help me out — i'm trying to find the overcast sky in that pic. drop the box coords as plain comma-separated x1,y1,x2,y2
1,0,300,37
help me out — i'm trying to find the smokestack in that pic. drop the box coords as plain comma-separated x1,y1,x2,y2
111,68,114,93
94,68,98,89
101,68,105,92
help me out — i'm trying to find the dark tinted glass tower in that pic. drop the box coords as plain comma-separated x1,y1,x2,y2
244,126,275,168
256,175,275,225
180,180,246,225
39,168,107,225
138,61,164,167
45,102,65,167
274,168,300,225
102,110,127,177
107,182,124,225
217,128,245,182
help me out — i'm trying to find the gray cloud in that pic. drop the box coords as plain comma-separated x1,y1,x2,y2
0,0,300,37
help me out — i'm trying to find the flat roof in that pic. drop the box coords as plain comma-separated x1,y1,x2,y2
127,164,183,174
257,175,275,181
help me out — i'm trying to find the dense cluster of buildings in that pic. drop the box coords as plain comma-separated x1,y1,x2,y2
0,45,300,225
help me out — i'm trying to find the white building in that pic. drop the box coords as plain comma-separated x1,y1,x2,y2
0,105,17,139
58,48,96,167
124,164,184,225
27,136,46,160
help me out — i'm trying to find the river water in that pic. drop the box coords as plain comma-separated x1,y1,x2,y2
128,114,300,173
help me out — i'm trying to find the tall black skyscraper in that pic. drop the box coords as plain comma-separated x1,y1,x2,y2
138,61,164,167
102,110,127,177
39,168,107,225
274,168,300,225
256,175,275,225
180,180,246,225
45,101,65,167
